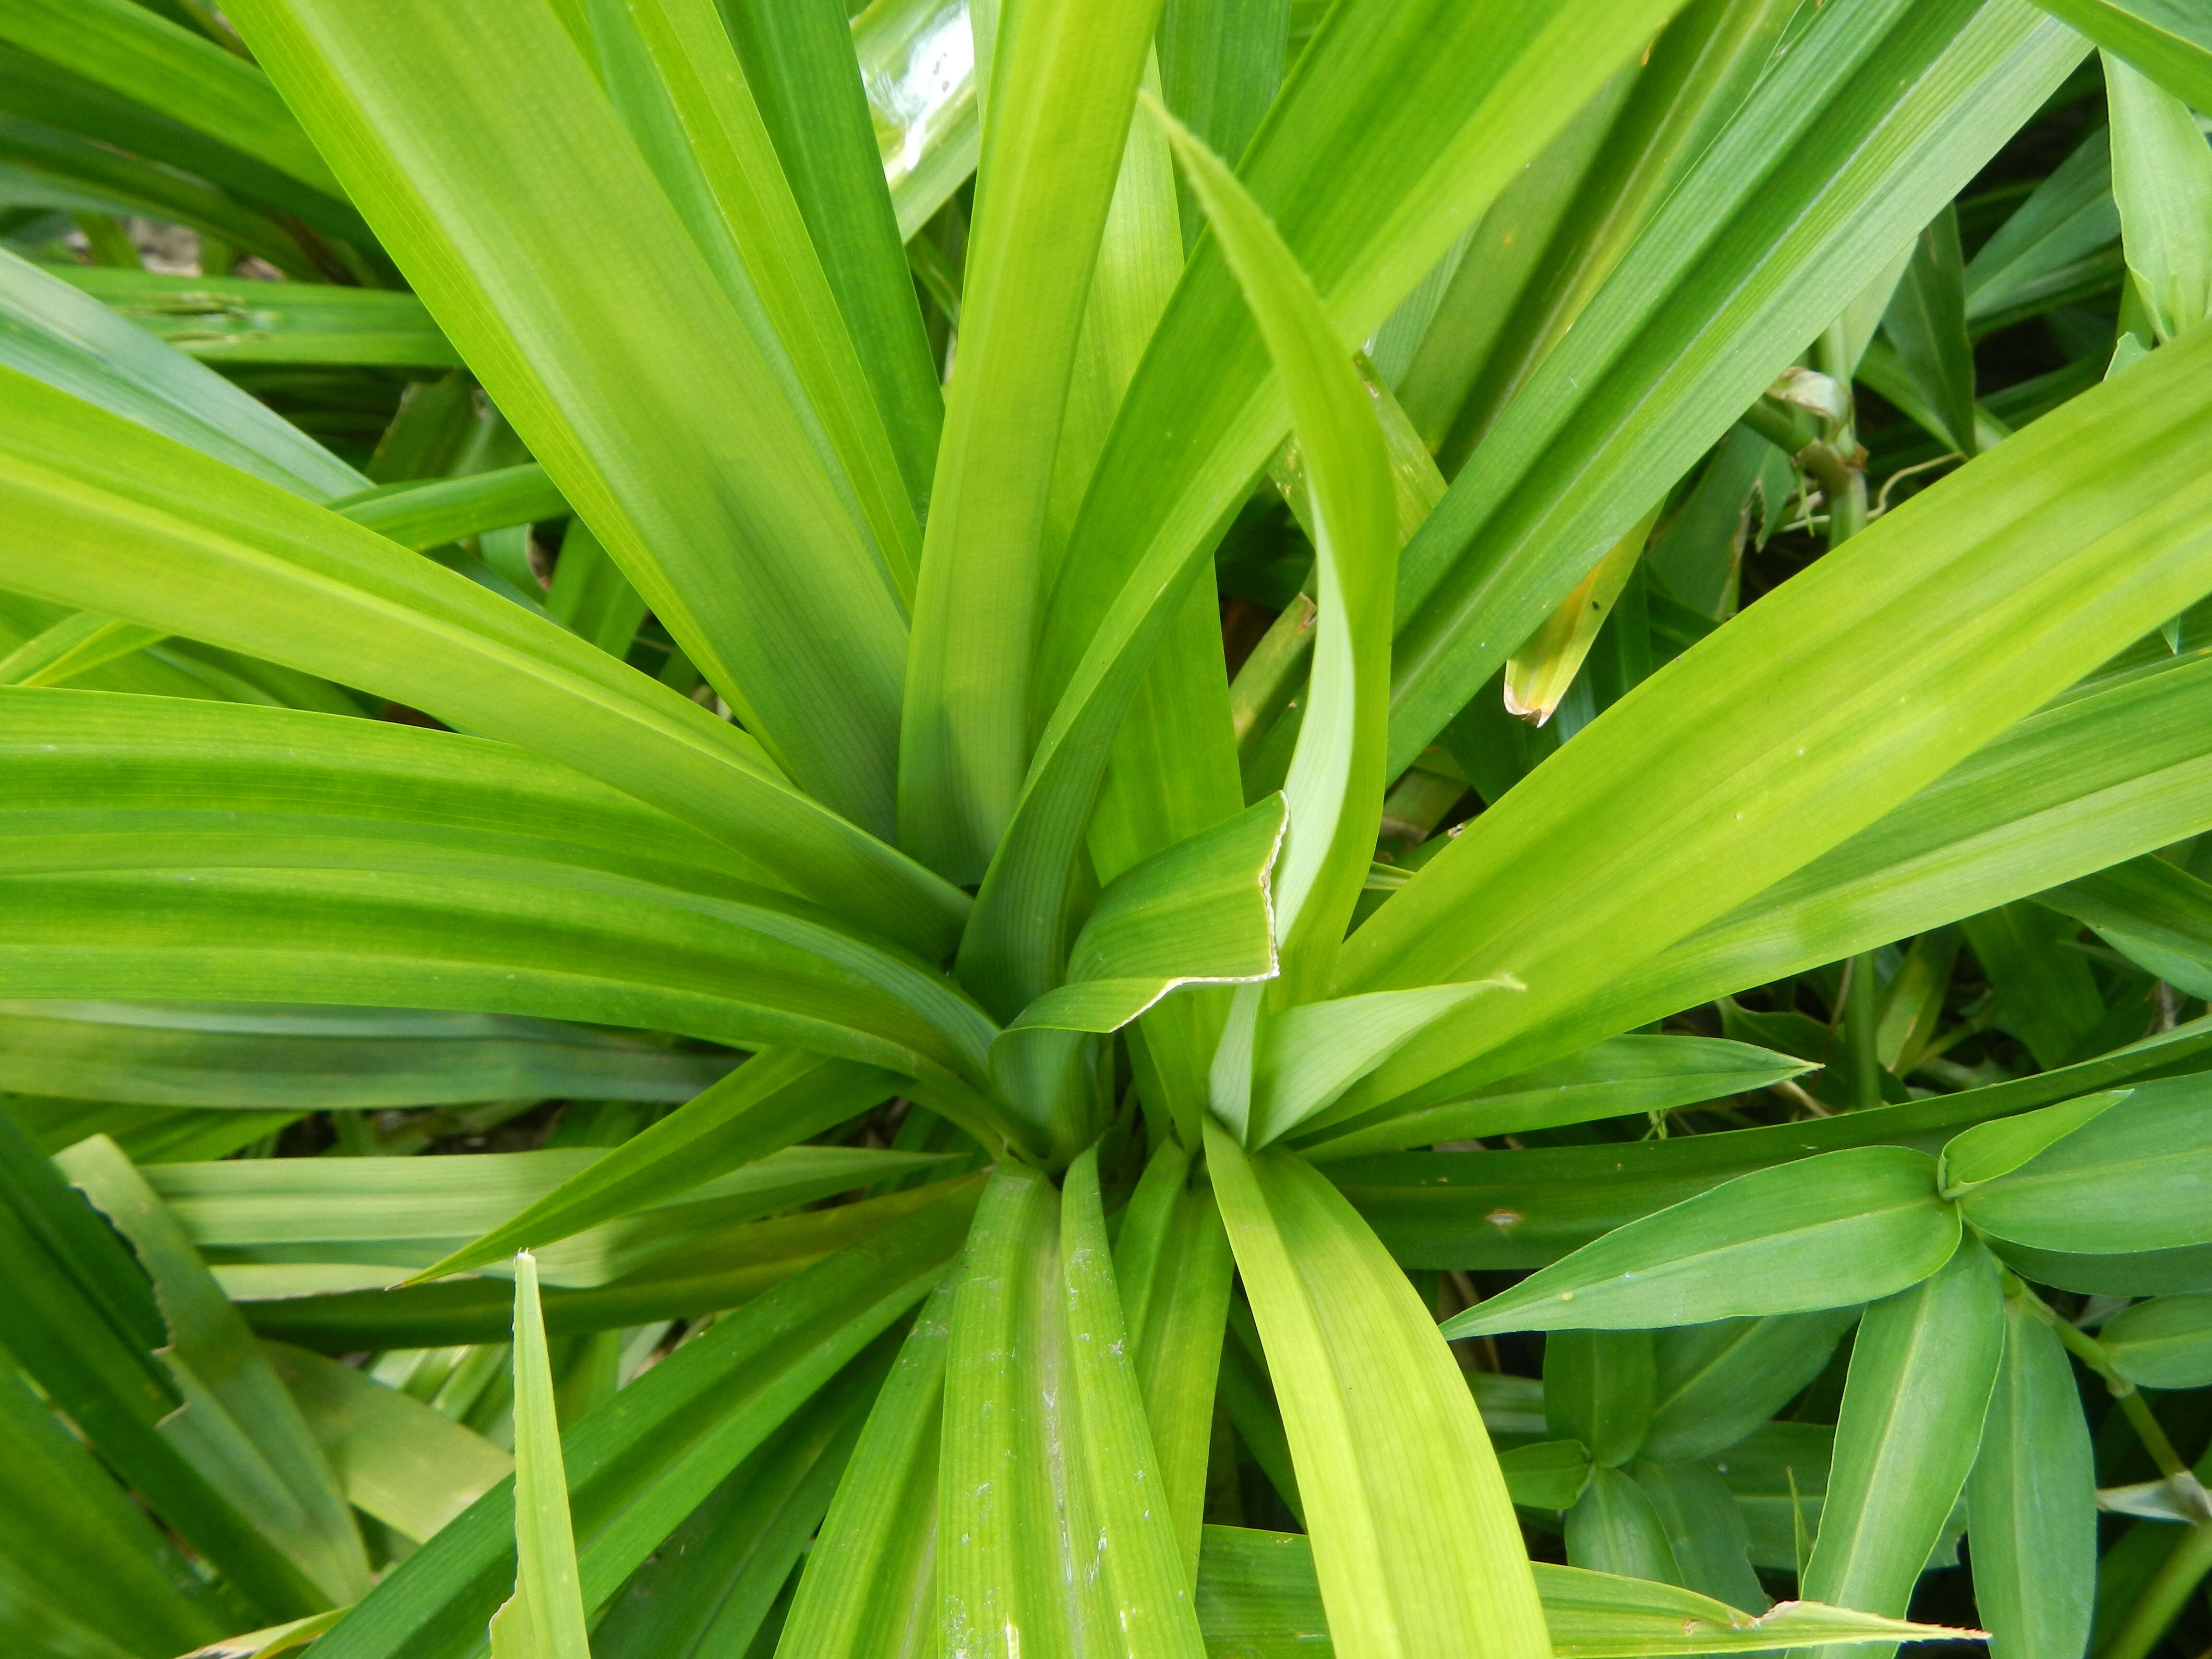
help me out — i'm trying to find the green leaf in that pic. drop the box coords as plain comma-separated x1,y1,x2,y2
1641,1310,1862,1464
1563,1465,1679,1585
0,1352,231,1656
1938,1088,2130,1196
1544,1331,1655,1470
724,0,945,518
1191,1526,1984,1657
1957,1075,2212,1253
1111,1134,1236,1578
1442,1148,1955,1336
1385,0,2085,770
0,610,164,687
592,1346,883,1659
309,1185,976,1659
411,1051,900,1281
0,0,343,199
937,1157,1205,1658
1962,126,2120,337
331,465,570,553
897,0,1168,881
771,1276,951,1659
0,382,969,959
246,1181,978,1353
48,265,459,367
1498,1440,1594,1512
1008,793,1286,1034
2026,0,2212,109
228,0,913,835
579,0,923,605
2101,1292,2212,1388
1799,1239,2004,1636
489,1253,592,1659
1967,1296,2096,1659
1205,1125,1549,1659
265,1344,513,1545
0,999,731,1108
0,246,367,499
1339,302,2212,1114
1879,204,1980,455
1303,1035,1813,1161
1340,1018,2212,1273
2104,47,2212,343
1629,1460,1765,1613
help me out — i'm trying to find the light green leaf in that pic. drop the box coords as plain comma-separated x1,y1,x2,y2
0,245,368,499
1385,0,2085,770
897,0,1168,882
1441,1148,1955,1336
228,0,912,834
1967,1296,2096,1659
1304,1035,1816,1162
1797,1240,2004,1650
48,265,458,367
1939,1088,2130,1196
1247,980,1521,1147
0,998,727,1108
183,1611,348,1659
489,1253,592,1659
265,1344,513,1544
0,610,164,687
1206,1125,1549,1659
855,0,980,238
1339,290,2212,1115
410,1051,900,1280
2105,48,2212,343
2102,1292,2212,1388
331,465,570,553
1957,1075,2212,1253
1114,1134,1236,1579
0,382,969,959
0,0,342,198
1191,1526,1985,1657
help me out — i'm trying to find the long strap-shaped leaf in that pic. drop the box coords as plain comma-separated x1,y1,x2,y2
1336,313,2212,1118
310,1184,977,1659
1348,645,2212,1118
1384,0,2085,770
2028,0,2212,107
1036,0,1686,711
0,374,969,959
959,93,1391,1022
225,0,911,833
488,1252,591,1659
938,1158,1204,1658
1205,1126,1547,1659
898,0,1169,880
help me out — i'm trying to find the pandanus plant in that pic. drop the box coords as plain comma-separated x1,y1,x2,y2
8,0,2212,1654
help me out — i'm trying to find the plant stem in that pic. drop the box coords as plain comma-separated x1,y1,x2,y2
1846,950,1883,1110
2100,1517,2212,1659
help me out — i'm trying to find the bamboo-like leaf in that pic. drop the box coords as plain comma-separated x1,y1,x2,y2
49,265,459,367
2105,48,2212,344
1938,1088,2129,1196
332,465,569,553
1641,1310,1861,1464
1880,204,1980,455
1967,1296,2096,1659
1956,1075,2212,1253
1545,1331,1655,1471
2102,1293,2212,1387
1796,1240,2003,1655
1206,1125,1549,1659
1441,1149,1955,1336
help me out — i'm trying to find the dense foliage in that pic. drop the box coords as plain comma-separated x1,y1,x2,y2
3,0,2212,1656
